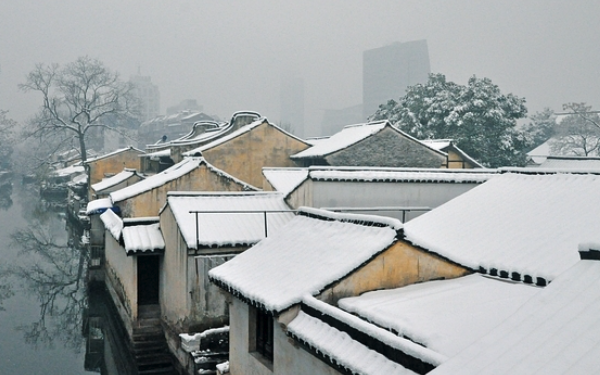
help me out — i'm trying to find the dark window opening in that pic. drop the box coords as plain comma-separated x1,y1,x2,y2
254,309,273,361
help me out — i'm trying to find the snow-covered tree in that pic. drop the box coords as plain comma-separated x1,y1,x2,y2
521,108,556,152
551,103,600,156
370,73,528,167
20,56,138,163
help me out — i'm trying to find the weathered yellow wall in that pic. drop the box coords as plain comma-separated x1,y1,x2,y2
117,164,251,218
318,240,470,304
87,149,144,199
445,149,474,169
88,150,143,185
202,122,310,188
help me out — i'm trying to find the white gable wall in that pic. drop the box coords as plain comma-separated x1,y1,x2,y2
287,180,479,221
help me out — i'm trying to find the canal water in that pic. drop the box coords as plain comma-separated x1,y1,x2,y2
0,180,137,374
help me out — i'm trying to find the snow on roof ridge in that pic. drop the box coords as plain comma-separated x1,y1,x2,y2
85,146,145,163
499,167,600,175
100,209,123,240
167,190,282,197
342,119,389,128
307,165,494,173
291,121,392,159
183,118,268,155
300,295,447,366
298,206,403,231
86,198,113,215
91,168,142,192
123,216,159,224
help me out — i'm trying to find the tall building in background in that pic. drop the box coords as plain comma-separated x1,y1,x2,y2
363,40,430,120
280,73,305,138
130,74,160,122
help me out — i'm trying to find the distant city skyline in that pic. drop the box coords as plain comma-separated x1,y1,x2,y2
363,40,431,120
2,1,600,138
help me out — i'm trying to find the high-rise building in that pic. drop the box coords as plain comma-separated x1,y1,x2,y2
363,40,430,120
130,74,160,122
280,73,305,137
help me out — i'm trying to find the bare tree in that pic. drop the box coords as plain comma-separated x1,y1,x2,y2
10,220,87,350
552,103,600,156
20,56,139,163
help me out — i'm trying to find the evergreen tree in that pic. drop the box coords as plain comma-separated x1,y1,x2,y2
370,73,528,167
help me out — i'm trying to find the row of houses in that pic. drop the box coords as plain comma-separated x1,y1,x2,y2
79,110,600,374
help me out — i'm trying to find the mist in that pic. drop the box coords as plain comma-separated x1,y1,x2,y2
2,0,599,137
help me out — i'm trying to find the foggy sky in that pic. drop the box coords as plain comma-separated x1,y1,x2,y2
1,1,599,136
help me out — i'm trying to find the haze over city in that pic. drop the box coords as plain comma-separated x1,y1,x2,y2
2,0,599,136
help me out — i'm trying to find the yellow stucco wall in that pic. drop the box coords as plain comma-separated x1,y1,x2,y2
445,149,476,169
318,240,470,304
117,164,251,218
202,122,310,188
87,149,144,199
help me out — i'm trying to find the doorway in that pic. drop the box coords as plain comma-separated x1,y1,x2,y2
137,256,160,305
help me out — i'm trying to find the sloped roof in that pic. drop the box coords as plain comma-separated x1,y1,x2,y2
91,169,143,193
86,198,113,215
421,139,484,168
110,157,256,203
183,117,308,156
288,311,417,375
404,172,600,283
165,191,293,249
51,164,85,177
302,166,496,184
288,296,444,375
85,146,145,163
291,121,443,159
122,223,165,255
262,167,308,194
209,207,402,313
338,274,538,358
100,209,123,240
540,155,600,170
430,258,600,375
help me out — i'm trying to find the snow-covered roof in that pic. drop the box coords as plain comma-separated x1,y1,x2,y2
289,296,445,374
85,146,145,163
139,149,171,158
420,139,452,150
100,209,123,240
430,258,600,375
183,118,266,156
539,155,600,170
288,311,417,375
420,139,484,168
262,167,308,194
302,166,496,184
86,198,113,215
91,169,142,193
110,157,255,203
122,223,165,255
165,191,293,249
291,121,388,159
339,274,538,358
291,121,443,159
168,123,232,147
404,172,600,283
51,164,85,177
209,207,402,313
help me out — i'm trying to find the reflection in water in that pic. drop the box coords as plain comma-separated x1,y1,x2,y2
9,219,87,350
3,181,149,375
0,182,13,211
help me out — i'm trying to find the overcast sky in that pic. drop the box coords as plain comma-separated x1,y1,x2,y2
1,1,599,136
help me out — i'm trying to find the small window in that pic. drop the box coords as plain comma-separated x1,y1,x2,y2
250,306,273,362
